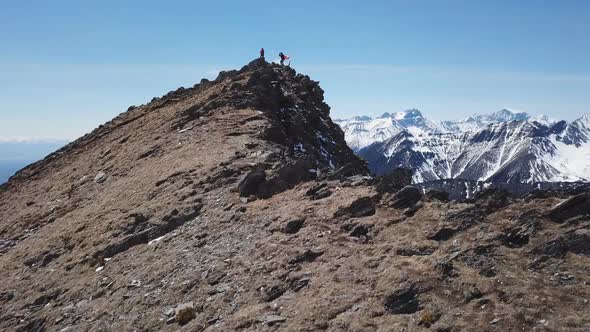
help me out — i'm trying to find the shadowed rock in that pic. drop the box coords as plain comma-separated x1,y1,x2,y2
390,186,423,209
384,284,421,314
284,218,305,234
238,168,266,197
532,229,590,258
334,196,376,218
547,193,590,222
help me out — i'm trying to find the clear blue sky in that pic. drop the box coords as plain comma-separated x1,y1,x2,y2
1,0,589,140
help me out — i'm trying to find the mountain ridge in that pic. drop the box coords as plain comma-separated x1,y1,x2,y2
2,59,590,331
336,109,590,183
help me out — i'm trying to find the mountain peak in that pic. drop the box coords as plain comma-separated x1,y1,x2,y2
492,108,530,122
3,58,367,191
579,113,590,123
2,58,590,332
394,109,423,120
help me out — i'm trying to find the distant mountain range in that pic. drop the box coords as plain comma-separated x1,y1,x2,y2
335,109,590,184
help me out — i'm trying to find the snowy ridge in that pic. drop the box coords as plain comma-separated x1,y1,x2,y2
334,109,442,151
345,109,590,184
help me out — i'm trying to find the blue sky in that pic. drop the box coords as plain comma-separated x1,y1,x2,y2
1,0,589,140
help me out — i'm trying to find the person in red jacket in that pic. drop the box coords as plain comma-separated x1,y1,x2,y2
279,52,290,65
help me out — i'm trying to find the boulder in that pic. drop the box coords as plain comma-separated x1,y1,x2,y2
390,186,422,209
403,201,423,217
94,171,107,184
175,302,196,325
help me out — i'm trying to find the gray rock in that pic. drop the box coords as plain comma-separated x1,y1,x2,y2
94,171,107,183
214,283,231,293
260,314,286,326
127,280,141,288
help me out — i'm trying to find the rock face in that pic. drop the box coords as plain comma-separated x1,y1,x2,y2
547,193,590,222
1,59,590,331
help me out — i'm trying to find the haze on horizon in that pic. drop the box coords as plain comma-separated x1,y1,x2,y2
1,0,589,142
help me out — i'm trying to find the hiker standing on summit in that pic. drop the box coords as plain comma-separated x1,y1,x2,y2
279,52,290,66
260,48,264,58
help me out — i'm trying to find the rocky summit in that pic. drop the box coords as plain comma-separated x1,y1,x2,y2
1,59,590,331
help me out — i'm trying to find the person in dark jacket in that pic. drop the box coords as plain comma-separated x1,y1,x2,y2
260,48,265,58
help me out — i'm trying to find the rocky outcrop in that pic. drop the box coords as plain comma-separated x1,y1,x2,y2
547,193,590,222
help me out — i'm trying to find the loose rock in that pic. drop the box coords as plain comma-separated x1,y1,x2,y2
175,302,196,325
94,171,107,184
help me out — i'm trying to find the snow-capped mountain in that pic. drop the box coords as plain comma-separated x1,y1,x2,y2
333,108,557,151
356,113,590,183
333,109,442,151
335,109,588,184
439,108,531,133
